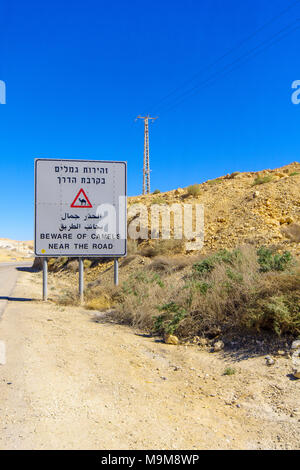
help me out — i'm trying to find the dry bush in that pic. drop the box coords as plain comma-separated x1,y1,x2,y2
244,268,300,335
67,259,78,272
110,244,300,338
121,255,137,267
48,257,69,272
126,239,139,255
174,245,260,338
140,239,185,257
85,294,111,311
148,256,191,273
281,223,300,242
186,184,201,197
225,172,240,180
111,269,181,330
252,175,273,186
83,283,125,311
57,288,80,306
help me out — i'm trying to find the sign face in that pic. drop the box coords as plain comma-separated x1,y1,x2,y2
35,159,127,257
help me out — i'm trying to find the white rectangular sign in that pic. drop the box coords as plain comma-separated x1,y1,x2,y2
35,159,127,257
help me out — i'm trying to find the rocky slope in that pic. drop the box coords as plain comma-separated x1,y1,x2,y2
128,162,300,258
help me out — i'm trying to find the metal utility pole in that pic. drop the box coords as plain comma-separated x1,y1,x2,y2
136,115,157,194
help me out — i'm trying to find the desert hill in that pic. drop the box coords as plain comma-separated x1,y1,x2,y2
128,161,300,258
0,238,34,262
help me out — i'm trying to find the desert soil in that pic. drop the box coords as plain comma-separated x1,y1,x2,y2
0,263,299,450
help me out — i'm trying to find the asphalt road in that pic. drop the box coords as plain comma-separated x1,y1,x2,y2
0,262,32,319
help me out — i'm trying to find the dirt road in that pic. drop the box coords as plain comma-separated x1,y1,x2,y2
0,264,299,450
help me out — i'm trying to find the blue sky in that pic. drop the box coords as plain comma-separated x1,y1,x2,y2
0,0,300,240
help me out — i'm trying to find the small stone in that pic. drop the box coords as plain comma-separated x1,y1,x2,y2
277,350,286,356
265,356,275,366
293,369,300,379
192,336,201,344
291,340,300,350
198,338,208,347
175,188,184,195
253,191,260,198
291,350,300,369
165,334,179,345
213,340,224,352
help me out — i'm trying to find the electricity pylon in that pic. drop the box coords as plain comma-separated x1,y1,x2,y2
136,115,157,194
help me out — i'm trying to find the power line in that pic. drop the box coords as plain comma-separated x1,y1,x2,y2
149,0,300,115
156,19,300,115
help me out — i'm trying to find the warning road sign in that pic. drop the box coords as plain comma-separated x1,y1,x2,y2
71,189,93,208
35,159,127,257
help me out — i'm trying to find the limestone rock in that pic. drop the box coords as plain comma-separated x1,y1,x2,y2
213,340,224,352
265,356,275,366
291,340,300,350
175,188,184,195
165,334,179,345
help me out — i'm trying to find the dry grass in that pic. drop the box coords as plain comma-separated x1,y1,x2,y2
54,244,300,339
57,288,80,306
109,245,300,338
147,256,192,273
140,239,185,257
85,294,111,311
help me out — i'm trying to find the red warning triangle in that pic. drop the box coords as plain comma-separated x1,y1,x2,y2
70,189,93,208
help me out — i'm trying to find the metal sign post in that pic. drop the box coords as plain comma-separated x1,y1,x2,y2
43,257,48,301
79,258,84,304
114,258,119,286
35,159,127,301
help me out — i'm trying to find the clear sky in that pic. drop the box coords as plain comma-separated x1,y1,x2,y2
0,0,300,240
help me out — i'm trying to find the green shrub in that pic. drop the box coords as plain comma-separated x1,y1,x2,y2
187,281,212,295
151,196,165,205
290,172,300,177
192,258,215,275
223,367,236,376
187,184,201,197
154,302,187,335
152,189,161,194
245,295,300,336
192,249,242,276
252,175,273,186
104,245,299,340
257,247,293,272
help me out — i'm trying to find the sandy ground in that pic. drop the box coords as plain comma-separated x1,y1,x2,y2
0,264,299,450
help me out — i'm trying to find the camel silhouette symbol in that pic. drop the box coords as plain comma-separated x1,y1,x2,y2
79,197,87,206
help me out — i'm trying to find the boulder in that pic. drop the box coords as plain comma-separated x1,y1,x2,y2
165,334,179,345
